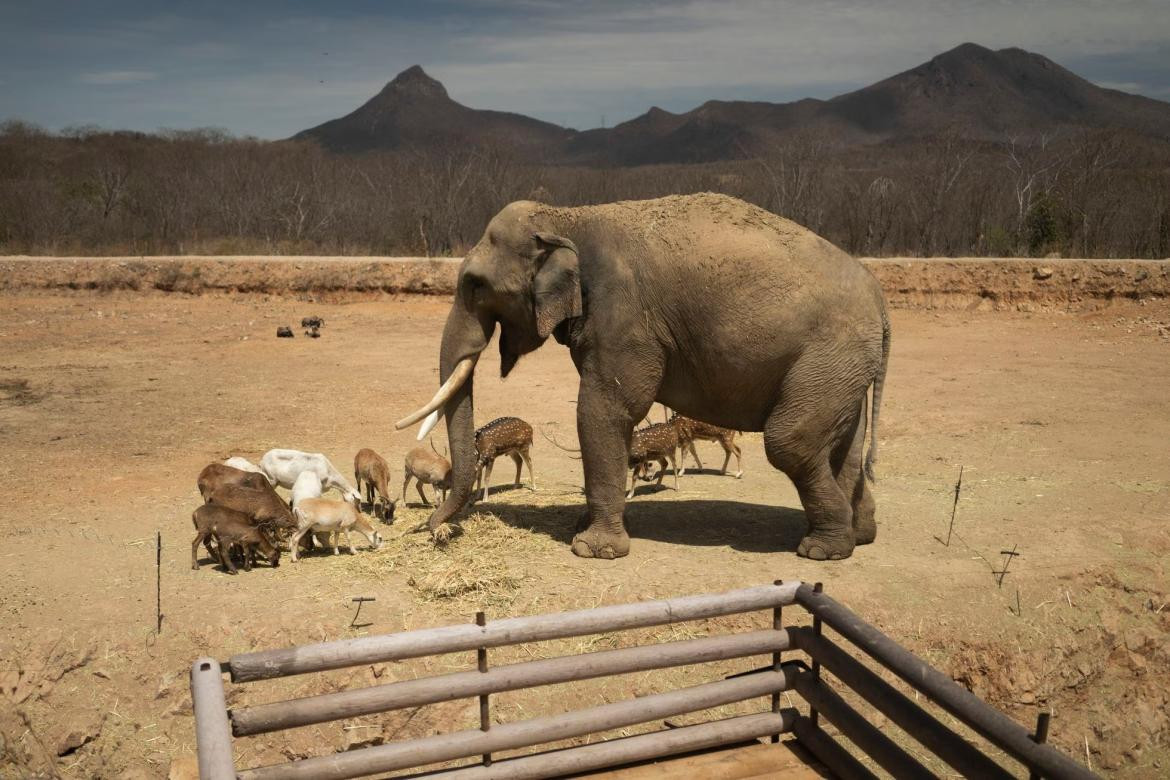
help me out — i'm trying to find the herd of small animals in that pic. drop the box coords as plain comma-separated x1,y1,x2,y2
192,411,742,575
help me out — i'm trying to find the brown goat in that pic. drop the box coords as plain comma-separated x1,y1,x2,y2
670,414,744,478
627,421,682,498
402,446,452,507
197,463,271,502
473,417,535,503
354,447,395,520
204,483,297,536
191,504,280,574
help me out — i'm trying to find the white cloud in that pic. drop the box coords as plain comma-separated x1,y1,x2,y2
79,70,158,85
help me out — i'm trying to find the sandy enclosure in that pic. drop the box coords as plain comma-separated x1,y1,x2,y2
0,285,1168,777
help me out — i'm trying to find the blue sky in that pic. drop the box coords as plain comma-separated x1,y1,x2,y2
2,0,1168,138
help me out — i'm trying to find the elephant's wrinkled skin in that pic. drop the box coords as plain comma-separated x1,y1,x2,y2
404,193,890,561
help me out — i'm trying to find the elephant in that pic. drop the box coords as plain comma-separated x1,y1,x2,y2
397,193,890,561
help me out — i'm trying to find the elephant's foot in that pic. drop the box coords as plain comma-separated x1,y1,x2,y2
796,532,855,561
853,509,877,545
853,482,877,545
431,522,456,544
571,524,630,560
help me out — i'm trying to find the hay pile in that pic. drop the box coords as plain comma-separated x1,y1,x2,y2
355,510,551,608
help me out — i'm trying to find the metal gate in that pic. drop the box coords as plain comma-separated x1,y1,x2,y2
191,581,1098,779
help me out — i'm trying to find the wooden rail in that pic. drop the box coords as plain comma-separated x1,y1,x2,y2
227,582,799,682
231,628,792,736
190,580,1100,779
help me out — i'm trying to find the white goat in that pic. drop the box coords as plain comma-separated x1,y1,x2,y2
290,470,323,507
290,470,332,548
289,498,382,561
260,449,361,503
224,456,268,478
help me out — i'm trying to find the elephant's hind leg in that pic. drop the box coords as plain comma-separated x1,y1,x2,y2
785,458,854,560
764,365,866,560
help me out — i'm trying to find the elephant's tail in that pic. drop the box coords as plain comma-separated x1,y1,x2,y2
864,310,891,482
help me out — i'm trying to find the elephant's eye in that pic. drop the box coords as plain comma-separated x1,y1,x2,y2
462,270,487,301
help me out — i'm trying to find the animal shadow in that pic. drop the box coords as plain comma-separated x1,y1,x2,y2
677,467,739,478
472,482,533,501
487,499,807,554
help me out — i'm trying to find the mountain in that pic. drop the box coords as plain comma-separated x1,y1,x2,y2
295,46,1170,165
820,42,1170,140
292,65,571,157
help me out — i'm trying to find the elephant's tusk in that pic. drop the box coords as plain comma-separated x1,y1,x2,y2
395,356,477,430
417,409,441,440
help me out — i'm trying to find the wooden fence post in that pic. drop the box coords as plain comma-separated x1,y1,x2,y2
476,611,491,766
771,579,784,743
191,658,235,779
810,582,824,728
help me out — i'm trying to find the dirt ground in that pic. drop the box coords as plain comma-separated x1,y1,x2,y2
1,288,1168,778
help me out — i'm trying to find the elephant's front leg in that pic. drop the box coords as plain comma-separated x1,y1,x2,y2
571,376,643,559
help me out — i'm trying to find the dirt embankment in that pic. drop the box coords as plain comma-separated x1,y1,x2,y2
2,255,1167,309
866,257,1170,310
0,256,458,298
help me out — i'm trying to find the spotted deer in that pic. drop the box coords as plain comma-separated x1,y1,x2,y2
671,414,744,478
473,417,535,502
627,421,682,498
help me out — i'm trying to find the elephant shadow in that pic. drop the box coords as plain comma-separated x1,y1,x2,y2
484,498,808,554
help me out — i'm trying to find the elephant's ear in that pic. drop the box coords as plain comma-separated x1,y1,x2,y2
533,232,582,339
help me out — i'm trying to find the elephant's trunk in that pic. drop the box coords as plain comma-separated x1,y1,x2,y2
417,292,494,531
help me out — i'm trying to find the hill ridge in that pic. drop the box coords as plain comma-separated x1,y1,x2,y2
295,45,1170,164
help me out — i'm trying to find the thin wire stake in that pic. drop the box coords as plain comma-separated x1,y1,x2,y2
996,544,1021,588
156,531,163,634
350,597,375,628
936,465,964,546
476,611,491,767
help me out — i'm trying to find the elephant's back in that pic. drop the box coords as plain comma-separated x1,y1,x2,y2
581,193,873,307
590,193,884,361
582,192,854,278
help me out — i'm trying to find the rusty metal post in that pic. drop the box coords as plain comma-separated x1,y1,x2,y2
476,611,491,766
1029,711,1051,780
810,582,823,728
771,579,783,743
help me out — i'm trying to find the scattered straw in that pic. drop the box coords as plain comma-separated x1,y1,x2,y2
353,509,551,608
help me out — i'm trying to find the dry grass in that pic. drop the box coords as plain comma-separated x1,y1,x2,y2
352,508,553,608
0,377,40,405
